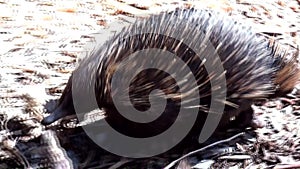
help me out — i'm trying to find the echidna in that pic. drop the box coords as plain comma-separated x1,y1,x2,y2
41,9,299,140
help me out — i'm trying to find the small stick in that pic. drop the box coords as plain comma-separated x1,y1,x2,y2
164,132,245,169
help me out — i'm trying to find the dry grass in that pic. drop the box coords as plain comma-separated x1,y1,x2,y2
0,0,300,168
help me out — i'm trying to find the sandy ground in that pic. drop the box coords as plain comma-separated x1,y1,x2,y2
0,0,300,168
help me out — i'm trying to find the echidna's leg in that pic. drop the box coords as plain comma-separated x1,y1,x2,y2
234,106,266,129
233,107,254,128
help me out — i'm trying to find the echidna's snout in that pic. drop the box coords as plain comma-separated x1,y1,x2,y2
41,107,70,125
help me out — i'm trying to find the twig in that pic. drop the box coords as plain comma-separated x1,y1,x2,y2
164,132,245,169
108,158,133,169
274,162,300,169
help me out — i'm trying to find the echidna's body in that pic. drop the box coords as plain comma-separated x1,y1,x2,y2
42,9,299,139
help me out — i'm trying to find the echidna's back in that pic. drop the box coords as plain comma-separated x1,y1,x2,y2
78,9,278,137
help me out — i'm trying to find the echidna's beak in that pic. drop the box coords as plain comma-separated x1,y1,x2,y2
41,107,69,125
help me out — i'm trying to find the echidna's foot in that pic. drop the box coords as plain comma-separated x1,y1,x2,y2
229,107,254,129
230,107,265,129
